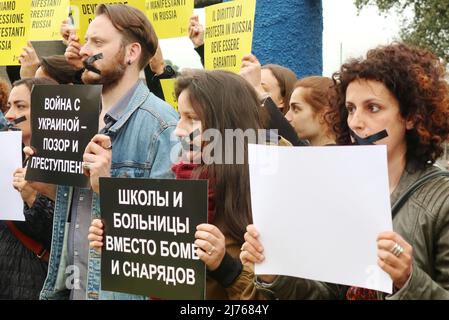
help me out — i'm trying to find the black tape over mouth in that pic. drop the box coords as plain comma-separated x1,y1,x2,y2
350,129,388,145
181,128,201,152
0,115,27,131
83,53,103,75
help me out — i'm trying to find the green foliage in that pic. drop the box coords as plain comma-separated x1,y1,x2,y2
355,0,449,61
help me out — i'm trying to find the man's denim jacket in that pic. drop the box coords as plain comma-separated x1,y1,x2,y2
40,81,179,300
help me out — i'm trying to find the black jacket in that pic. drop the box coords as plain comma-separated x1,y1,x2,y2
0,194,54,299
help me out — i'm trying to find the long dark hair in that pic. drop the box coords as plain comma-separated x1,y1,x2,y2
262,64,297,115
12,77,58,91
175,70,267,243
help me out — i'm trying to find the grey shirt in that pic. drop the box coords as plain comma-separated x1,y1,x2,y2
67,81,140,300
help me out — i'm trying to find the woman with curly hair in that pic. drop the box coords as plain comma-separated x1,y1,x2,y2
240,42,449,299
0,78,10,115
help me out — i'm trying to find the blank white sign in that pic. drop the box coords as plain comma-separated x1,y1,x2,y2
249,144,393,293
0,131,24,221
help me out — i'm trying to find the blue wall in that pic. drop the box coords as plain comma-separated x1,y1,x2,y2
251,0,323,78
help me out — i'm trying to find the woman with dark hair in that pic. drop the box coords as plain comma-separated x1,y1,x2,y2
1,77,57,299
261,64,297,115
88,70,275,299
187,18,305,146
240,42,449,299
286,76,336,146
0,78,10,115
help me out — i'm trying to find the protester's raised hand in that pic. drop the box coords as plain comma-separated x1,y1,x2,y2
377,231,413,290
195,223,226,271
65,31,84,70
12,167,36,207
239,54,264,95
83,134,112,194
149,44,165,75
240,224,277,283
88,218,104,252
19,42,40,79
60,18,75,45
188,15,204,48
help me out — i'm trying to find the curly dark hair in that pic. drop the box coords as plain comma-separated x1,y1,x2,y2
330,42,449,168
0,78,10,114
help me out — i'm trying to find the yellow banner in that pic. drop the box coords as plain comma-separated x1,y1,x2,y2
204,0,256,73
146,0,193,39
69,0,146,43
30,0,70,40
160,78,178,110
0,1,31,65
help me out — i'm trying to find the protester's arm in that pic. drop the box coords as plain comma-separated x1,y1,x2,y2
64,31,84,70
386,204,449,300
60,18,74,46
19,42,40,79
148,125,178,179
12,167,37,207
194,45,205,67
195,224,227,271
144,44,176,100
20,194,55,251
239,54,306,146
82,134,112,194
88,219,104,252
23,146,57,201
256,275,344,300
189,15,205,66
149,44,165,76
239,225,342,299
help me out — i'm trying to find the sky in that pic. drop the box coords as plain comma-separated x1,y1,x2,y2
322,0,402,76
159,1,403,76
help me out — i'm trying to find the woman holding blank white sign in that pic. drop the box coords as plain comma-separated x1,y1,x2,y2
0,77,56,299
240,42,449,300
89,70,275,299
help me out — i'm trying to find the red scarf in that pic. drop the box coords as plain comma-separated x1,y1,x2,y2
171,162,215,223
346,287,379,300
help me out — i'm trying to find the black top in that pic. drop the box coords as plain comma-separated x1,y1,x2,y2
0,194,54,299
144,64,177,101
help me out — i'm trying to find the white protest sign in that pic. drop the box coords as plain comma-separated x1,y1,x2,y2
0,131,24,221
248,144,393,293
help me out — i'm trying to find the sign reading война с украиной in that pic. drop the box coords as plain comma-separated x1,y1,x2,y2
100,177,208,300
26,84,100,187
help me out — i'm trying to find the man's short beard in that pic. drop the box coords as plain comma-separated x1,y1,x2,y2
82,48,127,92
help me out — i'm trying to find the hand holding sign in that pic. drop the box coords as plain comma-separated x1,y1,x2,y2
194,224,226,271
239,54,263,94
23,146,56,201
376,231,413,290
188,15,204,48
83,134,112,194
149,44,165,76
240,224,277,284
88,218,104,252
12,167,37,207
100,178,207,299
19,42,40,79
65,32,83,70
60,18,75,45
